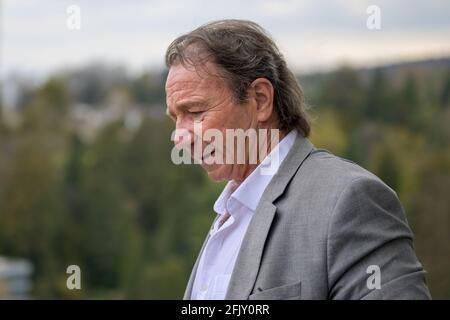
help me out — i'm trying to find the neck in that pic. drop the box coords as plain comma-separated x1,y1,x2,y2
233,127,287,184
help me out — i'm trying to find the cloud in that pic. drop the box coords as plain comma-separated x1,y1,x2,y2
2,0,450,77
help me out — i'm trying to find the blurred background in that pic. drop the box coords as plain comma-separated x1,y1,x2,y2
0,0,449,299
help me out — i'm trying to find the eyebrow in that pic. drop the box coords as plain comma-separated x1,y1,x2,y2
166,99,207,120
175,99,206,110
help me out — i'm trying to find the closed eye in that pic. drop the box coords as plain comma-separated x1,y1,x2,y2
189,110,204,115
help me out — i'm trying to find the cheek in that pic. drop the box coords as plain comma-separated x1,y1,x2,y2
228,105,254,128
199,104,251,134
199,114,225,133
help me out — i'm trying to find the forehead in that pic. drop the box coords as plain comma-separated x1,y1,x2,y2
165,63,227,102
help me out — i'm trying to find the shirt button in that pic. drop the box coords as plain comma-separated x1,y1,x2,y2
200,283,208,292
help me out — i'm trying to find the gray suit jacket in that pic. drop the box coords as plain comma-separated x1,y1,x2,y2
184,135,431,300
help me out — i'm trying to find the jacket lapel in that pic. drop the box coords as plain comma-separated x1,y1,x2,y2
225,135,314,299
224,201,277,299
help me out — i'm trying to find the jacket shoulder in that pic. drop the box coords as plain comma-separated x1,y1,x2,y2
301,148,385,187
280,148,397,238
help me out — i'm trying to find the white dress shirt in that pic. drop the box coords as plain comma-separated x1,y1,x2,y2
191,130,297,300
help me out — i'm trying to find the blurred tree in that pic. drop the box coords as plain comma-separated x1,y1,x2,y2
364,69,395,122
398,74,421,128
440,71,450,108
129,72,166,106
310,109,348,155
0,88,3,130
75,122,139,291
65,63,128,106
322,66,365,130
411,152,450,299
0,78,71,297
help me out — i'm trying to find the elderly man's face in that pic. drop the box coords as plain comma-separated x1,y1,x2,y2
165,62,259,182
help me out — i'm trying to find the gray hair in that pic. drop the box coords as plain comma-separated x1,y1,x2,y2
165,19,310,137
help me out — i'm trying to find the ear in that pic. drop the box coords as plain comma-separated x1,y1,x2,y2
249,78,275,123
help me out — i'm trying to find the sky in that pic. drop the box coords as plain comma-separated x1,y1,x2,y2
1,0,450,79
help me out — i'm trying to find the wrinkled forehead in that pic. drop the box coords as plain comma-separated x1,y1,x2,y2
165,62,226,100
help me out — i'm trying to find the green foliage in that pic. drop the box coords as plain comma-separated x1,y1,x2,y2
129,72,166,106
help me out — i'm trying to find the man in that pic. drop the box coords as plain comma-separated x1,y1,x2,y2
164,19,431,300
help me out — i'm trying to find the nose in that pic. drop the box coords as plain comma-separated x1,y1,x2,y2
173,129,190,147
173,118,194,148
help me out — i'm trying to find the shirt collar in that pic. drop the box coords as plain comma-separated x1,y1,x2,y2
213,130,297,216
